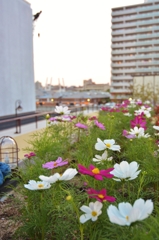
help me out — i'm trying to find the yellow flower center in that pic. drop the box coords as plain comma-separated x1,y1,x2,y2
98,194,104,199
38,184,44,188
126,216,129,221
106,143,111,148
66,195,72,201
53,162,58,166
92,168,100,174
92,211,97,217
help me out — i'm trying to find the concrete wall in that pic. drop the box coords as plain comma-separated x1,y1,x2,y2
0,0,35,117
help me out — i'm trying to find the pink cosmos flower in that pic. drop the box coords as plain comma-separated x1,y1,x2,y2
94,120,105,130
122,130,136,139
87,188,116,203
130,114,147,130
89,116,98,121
78,164,114,181
24,152,36,159
42,157,68,169
75,122,88,129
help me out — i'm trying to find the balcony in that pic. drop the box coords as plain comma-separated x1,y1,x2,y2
111,82,132,87
111,76,133,80
111,54,159,61
112,62,138,67
112,32,159,43
112,19,159,30
112,5,159,16
112,67,159,74
112,26,159,36
112,39,159,48
110,88,132,93
112,12,159,23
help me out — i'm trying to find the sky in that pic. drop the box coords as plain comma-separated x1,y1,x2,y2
28,0,144,87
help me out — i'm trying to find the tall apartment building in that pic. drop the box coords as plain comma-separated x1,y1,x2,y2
110,0,159,102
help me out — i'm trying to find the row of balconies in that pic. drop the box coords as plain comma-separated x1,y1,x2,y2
112,5,159,17
112,25,159,36
112,32,159,42
112,67,159,74
111,82,132,87
110,88,132,93
111,76,133,80
112,53,159,61
112,11,159,23
112,39,159,48
112,46,159,54
111,60,159,67
112,19,159,30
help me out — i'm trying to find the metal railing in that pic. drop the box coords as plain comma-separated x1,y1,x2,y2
0,105,101,133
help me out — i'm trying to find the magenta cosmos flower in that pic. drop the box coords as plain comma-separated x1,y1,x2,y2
94,120,105,130
78,164,114,180
130,114,146,130
75,122,88,129
42,157,68,169
24,152,36,159
87,188,116,203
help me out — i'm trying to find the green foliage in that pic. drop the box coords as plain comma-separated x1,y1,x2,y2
10,106,159,239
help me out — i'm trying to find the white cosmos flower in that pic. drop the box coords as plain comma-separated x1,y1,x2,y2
129,127,150,138
39,168,78,183
58,168,78,180
107,198,153,226
110,161,141,181
39,173,60,184
135,106,151,118
123,113,132,117
153,126,159,131
93,150,113,164
95,138,121,152
80,201,103,223
24,180,51,190
55,106,71,115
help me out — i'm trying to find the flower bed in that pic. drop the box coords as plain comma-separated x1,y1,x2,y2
10,103,159,239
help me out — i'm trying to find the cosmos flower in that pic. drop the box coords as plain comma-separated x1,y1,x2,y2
80,201,103,223
123,112,132,117
87,188,116,203
135,106,151,118
24,152,36,159
129,127,150,138
93,150,113,164
89,116,98,121
24,180,51,190
39,168,78,183
55,106,71,115
107,198,153,226
122,130,136,139
78,164,114,180
95,138,121,152
94,120,105,130
153,126,159,131
130,114,147,130
75,122,88,129
110,161,141,181
42,157,68,169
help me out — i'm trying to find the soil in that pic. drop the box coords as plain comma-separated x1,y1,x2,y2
0,192,22,240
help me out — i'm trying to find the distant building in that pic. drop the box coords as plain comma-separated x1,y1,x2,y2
0,0,35,117
111,0,159,102
83,79,110,91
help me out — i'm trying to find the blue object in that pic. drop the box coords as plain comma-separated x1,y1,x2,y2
0,162,11,177
0,170,4,185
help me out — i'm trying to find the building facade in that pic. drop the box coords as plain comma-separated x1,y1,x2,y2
110,0,159,102
0,0,35,117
